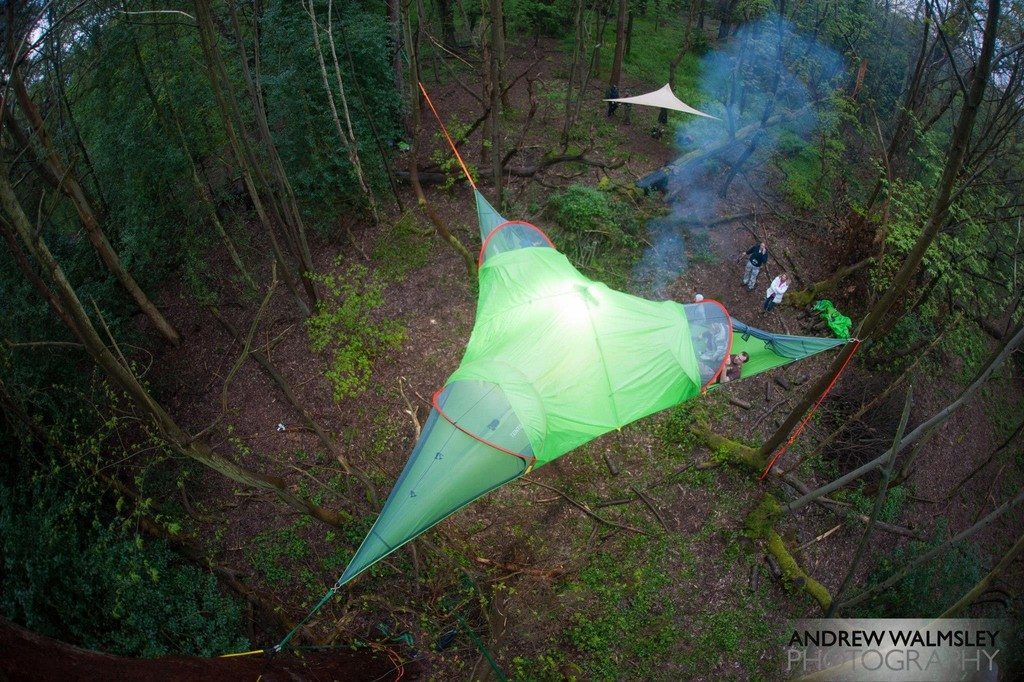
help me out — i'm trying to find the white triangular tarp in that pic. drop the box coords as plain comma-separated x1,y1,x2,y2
604,83,718,120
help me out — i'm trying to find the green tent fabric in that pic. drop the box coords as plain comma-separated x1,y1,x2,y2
729,319,848,378
338,190,849,585
812,299,853,339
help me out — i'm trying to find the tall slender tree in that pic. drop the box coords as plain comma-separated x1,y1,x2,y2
4,8,181,345
609,0,629,87
760,0,1002,466
0,164,346,528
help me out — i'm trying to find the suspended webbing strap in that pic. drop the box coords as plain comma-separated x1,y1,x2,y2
758,339,861,481
266,575,346,655
418,81,476,189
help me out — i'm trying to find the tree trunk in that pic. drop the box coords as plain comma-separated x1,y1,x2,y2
226,3,319,309
939,531,1024,618
785,257,873,307
406,0,476,279
624,8,633,56
336,18,406,211
126,29,257,293
192,0,310,316
785,319,1024,514
44,13,108,214
489,0,503,207
305,0,380,221
610,0,628,87
561,0,585,148
0,218,77,333
826,389,912,617
838,488,1024,611
791,317,955,470
716,0,738,40
759,0,1001,464
437,0,457,46
8,66,181,346
0,166,344,528
388,0,409,135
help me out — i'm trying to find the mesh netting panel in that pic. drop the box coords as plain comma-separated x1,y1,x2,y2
480,222,553,263
683,302,732,385
339,382,530,583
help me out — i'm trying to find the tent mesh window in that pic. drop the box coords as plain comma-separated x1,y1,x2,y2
684,302,731,385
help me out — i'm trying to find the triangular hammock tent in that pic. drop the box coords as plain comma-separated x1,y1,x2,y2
603,83,719,120
261,85,852,655
338,192,849,586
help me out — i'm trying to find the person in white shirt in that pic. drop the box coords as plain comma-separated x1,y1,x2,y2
764,274,789,313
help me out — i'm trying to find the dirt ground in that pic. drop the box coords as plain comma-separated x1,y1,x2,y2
143,38,1024,681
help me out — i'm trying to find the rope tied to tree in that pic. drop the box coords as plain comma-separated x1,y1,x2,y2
418,81,477,189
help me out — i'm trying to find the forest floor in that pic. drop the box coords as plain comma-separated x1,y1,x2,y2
149,25,1022,682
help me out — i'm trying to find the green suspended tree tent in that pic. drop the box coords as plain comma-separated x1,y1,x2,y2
338,190,848,585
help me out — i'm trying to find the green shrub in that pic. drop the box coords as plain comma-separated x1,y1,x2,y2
547,183,640,270
0,461,248,658
306,261,406,401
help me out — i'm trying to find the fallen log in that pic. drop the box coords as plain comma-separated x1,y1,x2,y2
729,395,752,409
474,557,563,578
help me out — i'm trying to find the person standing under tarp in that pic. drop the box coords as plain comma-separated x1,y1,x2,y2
606,84,620,117
740,242,769,291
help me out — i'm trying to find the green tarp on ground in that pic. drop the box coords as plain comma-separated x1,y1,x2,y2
812,299,853,338
338,190,849,585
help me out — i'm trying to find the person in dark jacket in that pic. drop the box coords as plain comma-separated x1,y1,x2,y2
606,84,620,117
740,242,769,291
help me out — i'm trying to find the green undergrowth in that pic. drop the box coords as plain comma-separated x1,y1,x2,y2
371,211,432,282
306,260,407,401
546,182,644,289
854,518,983,618
514,534,684,681
1,457,248,658
836,483,907,525
511,488,783,680
677,596,777,679
247,517,314,586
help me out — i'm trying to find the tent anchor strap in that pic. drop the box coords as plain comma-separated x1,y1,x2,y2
419,81,476,189
758,339,861,480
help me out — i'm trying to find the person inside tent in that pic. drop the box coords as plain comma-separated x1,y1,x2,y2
718,352,749,383
697,321,728,380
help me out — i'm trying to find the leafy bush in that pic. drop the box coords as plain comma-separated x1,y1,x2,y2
430,119,479,190
0,457,248,658
547,183,640,269
306,260,406,401
505,0,575,38
849,484,907,525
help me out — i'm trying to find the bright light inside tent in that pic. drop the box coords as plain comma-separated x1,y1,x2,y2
548,284,600,329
